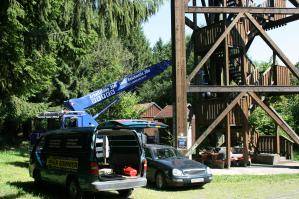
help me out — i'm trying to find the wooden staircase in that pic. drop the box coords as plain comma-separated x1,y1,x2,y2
196,64,291,126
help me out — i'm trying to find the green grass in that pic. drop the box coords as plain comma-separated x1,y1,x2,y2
1,145,299,199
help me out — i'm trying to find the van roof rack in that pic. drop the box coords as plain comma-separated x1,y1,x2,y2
98,119,168,129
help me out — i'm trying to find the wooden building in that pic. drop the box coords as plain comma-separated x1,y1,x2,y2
171,0,299,167
135,102,162,143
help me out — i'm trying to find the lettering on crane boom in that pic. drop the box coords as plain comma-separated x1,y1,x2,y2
89,84,117,104
46,156,78,170
89,68,151,105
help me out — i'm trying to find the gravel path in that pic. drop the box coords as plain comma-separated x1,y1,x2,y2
211,162,299,175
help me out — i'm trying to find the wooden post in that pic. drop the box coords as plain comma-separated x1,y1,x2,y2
171,0,188,149
290,143,294,160
223,0,230,86
275,124,280,155
226,114,231,168
242,97,250,165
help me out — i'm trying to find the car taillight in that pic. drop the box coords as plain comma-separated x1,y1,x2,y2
88,162,99,175
143,159,147,172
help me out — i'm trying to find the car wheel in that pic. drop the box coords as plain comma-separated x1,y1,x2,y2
67,178,82,199
155,172,166,189
118,189,133,198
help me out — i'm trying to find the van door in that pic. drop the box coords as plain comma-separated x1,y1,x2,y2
34,136,47,180
44,134,66,184
96,129,143,177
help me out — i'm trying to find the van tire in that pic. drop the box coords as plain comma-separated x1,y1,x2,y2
118,189,133,198
67,178,82,199
33,169,42,186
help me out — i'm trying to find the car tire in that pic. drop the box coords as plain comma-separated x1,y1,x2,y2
155,172,166,189
67,178,82,199
118,189,133,198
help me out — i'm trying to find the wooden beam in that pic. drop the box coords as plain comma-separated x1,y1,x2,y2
187,12,244,83
186,92,246,156
245,13,299,79
248,92,299,144
185,17,200,30
188,86,299,93
289,0,299,7
171,0,188,148
186,7,299,14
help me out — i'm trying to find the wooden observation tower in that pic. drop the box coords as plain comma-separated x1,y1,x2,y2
171,0,299,167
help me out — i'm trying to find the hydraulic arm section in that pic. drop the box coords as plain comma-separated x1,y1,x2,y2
60,60,171,128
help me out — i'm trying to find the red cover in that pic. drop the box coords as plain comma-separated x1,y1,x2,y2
123,166,137,176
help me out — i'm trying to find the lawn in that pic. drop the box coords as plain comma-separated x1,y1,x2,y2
1,145,299,199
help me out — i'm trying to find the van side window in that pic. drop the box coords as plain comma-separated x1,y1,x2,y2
48,138,62,149
65,135,86,149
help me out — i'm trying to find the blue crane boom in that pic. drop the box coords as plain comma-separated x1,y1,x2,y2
64,60,171,112
60,60,171,127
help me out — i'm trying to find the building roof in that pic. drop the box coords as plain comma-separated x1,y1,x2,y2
155,105,173,119
154,104,193,119
135,102,161,111
135,102,162,118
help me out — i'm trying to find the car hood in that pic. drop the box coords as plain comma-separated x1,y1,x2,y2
156,158,206,170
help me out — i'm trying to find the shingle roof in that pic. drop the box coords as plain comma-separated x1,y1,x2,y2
154,105,173,119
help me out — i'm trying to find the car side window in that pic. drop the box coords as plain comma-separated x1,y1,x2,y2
144,148,152,159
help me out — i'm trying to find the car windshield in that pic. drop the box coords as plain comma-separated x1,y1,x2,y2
153,147,184,159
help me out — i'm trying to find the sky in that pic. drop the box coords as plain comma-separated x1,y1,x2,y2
142,2,299,64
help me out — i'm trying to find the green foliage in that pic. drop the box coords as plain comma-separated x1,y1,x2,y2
110,92,142,119
4,96,48,123
121,25,153,71
138,38,172,106
0,0,165,138
249,96,297,136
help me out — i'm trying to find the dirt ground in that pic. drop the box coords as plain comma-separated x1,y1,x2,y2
212,161,299,175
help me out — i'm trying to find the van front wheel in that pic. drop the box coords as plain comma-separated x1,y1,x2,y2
67,178,82,199
118,189,133,198
33,169,42,186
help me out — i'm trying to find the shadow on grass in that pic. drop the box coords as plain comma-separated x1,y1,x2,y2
9,181,134,199
146,182,204,192
7,161,29,168
9,181,66,199
0,193,24,199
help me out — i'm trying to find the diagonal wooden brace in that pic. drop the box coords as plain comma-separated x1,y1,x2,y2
186,92,246,156
245,13,299,79
248,92,299,144
187,12,244,84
